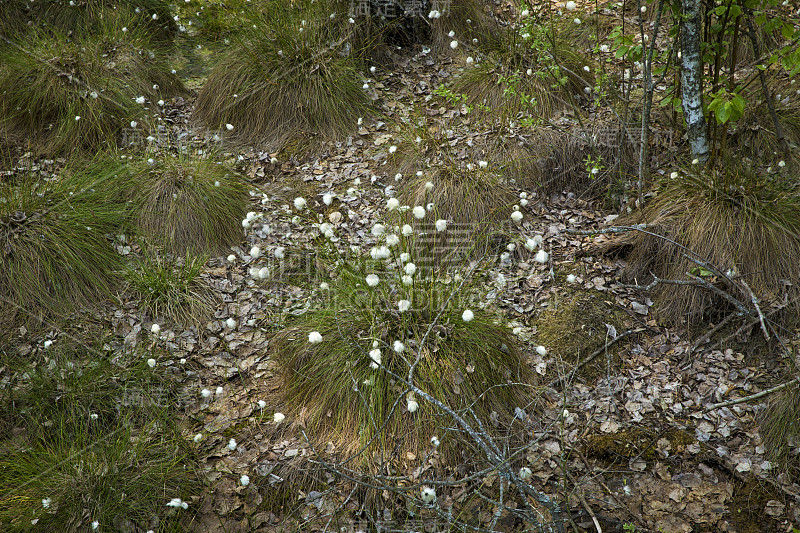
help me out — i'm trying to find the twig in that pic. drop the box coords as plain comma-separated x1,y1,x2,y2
563,468,602,533
690,312,736,353
704,377,800,412
740,279,769,341
566,224,649,235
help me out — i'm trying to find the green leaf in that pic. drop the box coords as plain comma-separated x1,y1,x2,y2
716,102,732,124
782,23,796,40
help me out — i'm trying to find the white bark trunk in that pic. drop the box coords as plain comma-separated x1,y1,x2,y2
680,0,709,161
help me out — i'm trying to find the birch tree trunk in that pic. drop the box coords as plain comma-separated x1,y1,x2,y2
680,0,709,161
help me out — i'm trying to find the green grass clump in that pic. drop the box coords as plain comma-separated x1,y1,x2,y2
449,16,594,125
0,337,199,532
273,218,536,462
400,165,517,264
0,0,176,40
194,0,375,154
125,252,216,326
621,164,800,324
0,166,128,327
0,23,183,156
760,384,800,478
128,154,249,256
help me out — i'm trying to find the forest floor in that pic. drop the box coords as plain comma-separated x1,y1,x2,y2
117,43,799,532
2,4,800,533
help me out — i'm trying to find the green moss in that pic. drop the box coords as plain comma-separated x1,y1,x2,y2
583,428,695,463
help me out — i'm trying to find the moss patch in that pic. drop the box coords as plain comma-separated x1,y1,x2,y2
583,427,695,464
531,289,628,381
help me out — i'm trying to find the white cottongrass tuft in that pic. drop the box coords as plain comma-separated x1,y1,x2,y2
400,252,410,262
511,211,523,222
227,438,237,451
249,245,261,258
413,206,426,219
435,219,447,232
366,274,380,287
462,309,474,322
240,474,250,486
135,96,146,104
536,345,547,356
369,348,382,367
574,17,581,24
519,467,532,481
450,40,459,49
193,433,203,442
524,238,537,251
566,274,577,283
386,234,400,247
273,412,285,424
387,198,400,210
151,323,161,334
466,56,474,64
44,339,54,349
404,262,417,276
42,498,52,509
257,400,267,409
274,246,285,259
534,249,549,263
227,254,236,263
216,386,224,395
565,1,577,10
402,275,413,285
323,193,334,205
420,486,436,503
407,399,419,412
393,340,405,353
430,435,440,447
201,388,212,398
294,197,307,210
389,145,397,154
398,300,411,312
448,30,455,38
371,223,385,236
425,181,434,191
478,160,488,168
130,121,138,128
147,358,156,368
167,498,188,509
402,224,413,236
308,331,323,344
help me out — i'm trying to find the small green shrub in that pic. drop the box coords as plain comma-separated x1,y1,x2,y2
0,23,183,156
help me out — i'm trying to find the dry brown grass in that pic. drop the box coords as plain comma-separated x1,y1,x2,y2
727,77,800,166
619,165,800,324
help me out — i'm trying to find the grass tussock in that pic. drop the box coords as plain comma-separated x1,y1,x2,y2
0,0,176,40
272,220,537,462
620,165,800,324
0,24,183,156
0,337,199,531
760,384,800,478
449,17,595,124
532,288,628,381
194,1,374,154
274,305,535,463
125,252,216,327
129,155,249,256
502,117,638,202
0,167,128,327
400,165,518,263
429,0,504,54
728,78,800,166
